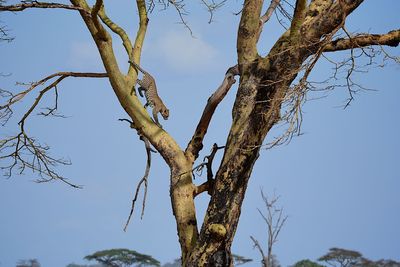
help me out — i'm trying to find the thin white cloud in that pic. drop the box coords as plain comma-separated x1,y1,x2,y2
152,30,219,72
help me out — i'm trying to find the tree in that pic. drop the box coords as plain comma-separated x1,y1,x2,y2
0,0,399,266
318,248,362,267
291,259,325,267
318,248,400,267
250,191,287,267
84,249,160,267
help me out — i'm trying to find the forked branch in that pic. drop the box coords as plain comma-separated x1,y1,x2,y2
91,0,108,40
98,6,133,60
0,71,107,186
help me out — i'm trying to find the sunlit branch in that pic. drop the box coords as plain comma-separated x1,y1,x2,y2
129,0,149,77
323,30,400,52
0,0,90,14
91,0,108,40
98,6,133,60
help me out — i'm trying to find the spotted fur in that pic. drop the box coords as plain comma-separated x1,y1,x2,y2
129,61,169,127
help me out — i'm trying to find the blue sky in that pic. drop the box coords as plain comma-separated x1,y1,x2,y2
0,1,399,266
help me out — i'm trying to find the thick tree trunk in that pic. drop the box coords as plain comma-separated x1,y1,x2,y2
185,70,295,266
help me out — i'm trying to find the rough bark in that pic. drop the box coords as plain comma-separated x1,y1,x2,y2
185,0,367,265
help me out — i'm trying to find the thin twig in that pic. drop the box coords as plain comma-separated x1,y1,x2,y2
1,71,107,186
119,119,156,231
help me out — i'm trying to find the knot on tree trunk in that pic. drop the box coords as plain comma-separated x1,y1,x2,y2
207,223,227,240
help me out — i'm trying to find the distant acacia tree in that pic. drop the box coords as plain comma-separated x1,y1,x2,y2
84,248,160,267
291,259,325,267
318,247,400,267
1,0,399,266
318,248,362,267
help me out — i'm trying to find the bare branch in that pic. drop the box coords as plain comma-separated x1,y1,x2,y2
0,133,80,188
120,119,155,231
251,191,287,267
168,0,193,36
323,30,400,52
200,0,227,23
185,65,238,163
250,236,267,266
193,180,210,197
1,72,107,119
0,23,14,42
0,1,90,14
260,0,281,24
1,71,107,186
256,0,281,42
192,143,224,197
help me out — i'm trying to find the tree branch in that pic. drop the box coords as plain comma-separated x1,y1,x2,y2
0,0,90,14
98,6,133,61
289,0,307,42
261,0,281,24
237,0,263,65
255,0,281,43
250,236,267,266
185,66,238,163
1,72,107,117
323,30,400,52
0,71,107,187
192,143,224,197
120,119,155,231
91,0,108,41
129,0,149,78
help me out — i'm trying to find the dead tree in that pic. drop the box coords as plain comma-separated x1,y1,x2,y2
251,191,287,267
